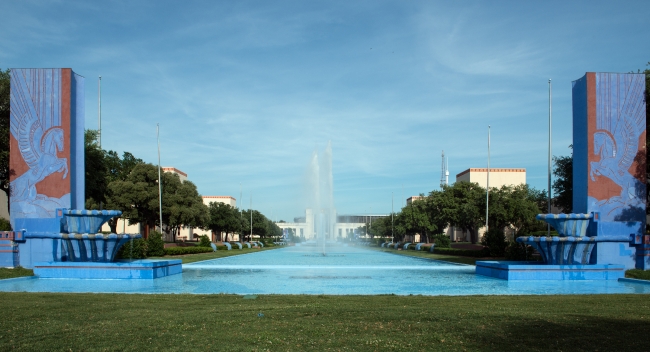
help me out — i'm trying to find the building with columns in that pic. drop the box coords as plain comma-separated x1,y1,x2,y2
276,209,387,241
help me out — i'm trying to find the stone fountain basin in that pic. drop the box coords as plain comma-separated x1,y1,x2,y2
536,213,592,237
516,235,630,265
59,209,122,234
61,233,141,262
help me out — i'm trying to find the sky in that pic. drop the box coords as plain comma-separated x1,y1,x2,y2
1,0,649,222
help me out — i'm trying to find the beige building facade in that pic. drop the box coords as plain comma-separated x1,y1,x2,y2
162,167,188,182
455,168,526,189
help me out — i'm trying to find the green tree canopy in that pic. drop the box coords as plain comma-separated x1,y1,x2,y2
396,199,436,243
162,175,208,241
107,163,164,237
438,181,486,244
84,130,108,207
552,153,573,213
206,202,240,242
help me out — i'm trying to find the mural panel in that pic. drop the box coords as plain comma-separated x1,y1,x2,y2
9,68,84,224
574,72,646,222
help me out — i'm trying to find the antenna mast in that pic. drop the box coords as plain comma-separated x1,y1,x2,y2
440,150,449,187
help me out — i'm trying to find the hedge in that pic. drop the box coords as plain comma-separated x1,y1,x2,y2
432,247,489,257
163,246,214,256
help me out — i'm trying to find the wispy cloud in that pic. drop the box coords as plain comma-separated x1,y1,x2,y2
3,0,649,220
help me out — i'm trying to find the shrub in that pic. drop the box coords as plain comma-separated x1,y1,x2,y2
481,228,507,257
433,247,489,257
164,246,213,256
431,233,451,248
505,240,536,261
260,238,273,246
147,231,165,257
116,238,148,259
421,244,433,251
528,230,559,237
0,218,11,231
198,235,211,247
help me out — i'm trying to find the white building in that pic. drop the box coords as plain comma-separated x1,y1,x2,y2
276,209,386,241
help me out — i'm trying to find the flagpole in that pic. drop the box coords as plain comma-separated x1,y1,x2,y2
548,79,552,236
485,125,490,235
157,123,163,239
98,76,101,147
250,194,253,242
391,193,394,242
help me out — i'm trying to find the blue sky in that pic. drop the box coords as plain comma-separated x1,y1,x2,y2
2,1,649,221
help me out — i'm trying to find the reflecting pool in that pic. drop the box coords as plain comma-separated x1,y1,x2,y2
1,245,649,295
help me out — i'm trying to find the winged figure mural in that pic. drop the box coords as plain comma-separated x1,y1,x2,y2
588,73,646,221
9,69,70,219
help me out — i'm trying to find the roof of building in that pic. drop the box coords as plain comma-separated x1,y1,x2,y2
162,167,187,177
456,168,525,178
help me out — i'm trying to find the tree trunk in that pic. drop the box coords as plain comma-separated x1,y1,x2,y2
108,217,118,233
469,227,478,244
143,223,150,240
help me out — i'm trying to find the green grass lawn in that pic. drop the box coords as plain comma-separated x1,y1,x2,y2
2,246,650,350
370,246,485,265
377,246,650,281
1,293,649,351
624,269,650,281
0,246,279,279
155,245,279,264
0,267,33,279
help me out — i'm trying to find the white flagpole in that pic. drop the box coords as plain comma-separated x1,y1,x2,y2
157,123,163,239
98,76,101,147
485,125,490,234
548,79,552,236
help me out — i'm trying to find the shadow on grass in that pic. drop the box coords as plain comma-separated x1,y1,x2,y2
462,314,649,352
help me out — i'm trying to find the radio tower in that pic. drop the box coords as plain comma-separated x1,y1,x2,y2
440,150,449,188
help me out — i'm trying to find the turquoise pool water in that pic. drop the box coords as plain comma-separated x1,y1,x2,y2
1,244,650,295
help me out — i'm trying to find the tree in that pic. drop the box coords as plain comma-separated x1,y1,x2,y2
104,151,144,232
367,215,392,240
553,153,573,213
425,190,453,237
397,199,436,243
439,182,486,244
266,219,282,240
162,175,208,242
0,69,10,203
239,209,274,241
206,202,240,241
84,130,108,208
487,184,545,236
107,163,163,238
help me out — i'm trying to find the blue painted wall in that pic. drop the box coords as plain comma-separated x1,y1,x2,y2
572,74,588,214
